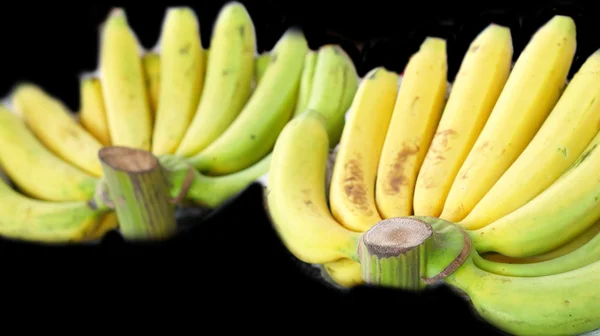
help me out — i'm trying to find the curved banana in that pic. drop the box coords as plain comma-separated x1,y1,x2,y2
293,50,317,117
0,106,98,201
0,177,108,243
266,110,362,264
12,84,104,177
483,219,600,264
254,52,272,86
100,8,153,151
305,45,359,147
445,253,600,336
188,29,308,175
441,15,577,222
151,7,206,155
375,37,447,219
460,49,600,230
413,24,513,217
175,2,256,157
469,129,600,257
329,67,399,232
142,52,160,116
472,214,600,277
78,76,111,146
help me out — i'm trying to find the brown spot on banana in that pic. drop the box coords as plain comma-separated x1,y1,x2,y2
384,142,420,194
342,156,371,215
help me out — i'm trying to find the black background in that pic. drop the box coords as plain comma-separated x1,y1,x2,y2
0,0,593,333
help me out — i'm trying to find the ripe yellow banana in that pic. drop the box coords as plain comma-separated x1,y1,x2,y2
413,24,513,217
254,52,271,86
483,219,600,264
0,106,98,201
175,2,256,157
12,84,104,177
151,7,206,155
375,37,447,219
322,258,364,288
469,129,600,258
441,15,577,222
329,67,399,232
83,211,119,241
188,29,308,175
142,52,160,115
0,171,107,243
305,45,360,147
293,50,317,116
266,110,362,264
460,50,600,230
78,76,111,146
100,8,153,151
445,252,600,336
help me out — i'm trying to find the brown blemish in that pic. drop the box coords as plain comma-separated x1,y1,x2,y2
384,142,420,194
179,43,191,55
342,156,372,215
238,25,245,36
470,45,479,53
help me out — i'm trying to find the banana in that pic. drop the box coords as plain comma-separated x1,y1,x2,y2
305,45,360,147
175,2,256,157
78,76,111,146
445,253,600,336
483,219,600,264
413,24,513,217
254,52,271,86
188,29,308,175
472,215,600,277
12,84,104,177
0,175,107,243
0,106,98,202
159,152,272,209
329,67,399,232
293,50,317,116
440,15,577,222
375,37,447,219
460,50,600,230
142,52,160,115
322,258,364,288
151,8,206,155
100,8,153,151
469,129,600,258
266,110,362,264
83,211,119,241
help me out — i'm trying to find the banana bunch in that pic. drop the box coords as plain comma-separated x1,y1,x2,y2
266,14,600,335
0,2,359,244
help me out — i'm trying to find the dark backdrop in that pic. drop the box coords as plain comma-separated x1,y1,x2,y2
0,0,592,333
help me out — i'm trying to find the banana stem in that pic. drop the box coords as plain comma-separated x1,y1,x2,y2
99,146,177,241
358,217,433,289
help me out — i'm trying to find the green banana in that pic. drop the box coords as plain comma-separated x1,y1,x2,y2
293,50,318,116
254,52,272,86
188,28,309,175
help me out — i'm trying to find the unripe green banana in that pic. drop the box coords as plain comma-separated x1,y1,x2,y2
189,29,309,175
293,50,318,116
254,52,272,86
175,2,256,157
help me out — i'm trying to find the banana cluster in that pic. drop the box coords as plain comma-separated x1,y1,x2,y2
266,14,600,335
0,2,359,244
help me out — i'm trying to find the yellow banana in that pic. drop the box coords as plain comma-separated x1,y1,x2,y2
329,67,399,232
0,106,98,201
375,37,447,219
151,7,206,155
78,76,111,146
188,29,308,175
413,24,513,217
483,219,600,264
305,45,360,147
0,172,106,243
12,84,104,177
469,129,600,257
441,15,576,222
142,52,160,116
293,50,317,116
83,211,119,241
460,49,600,230
100,8,153,151
175,2,256,157
322,258,364,288
254,52,271,86
266,110,362,264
